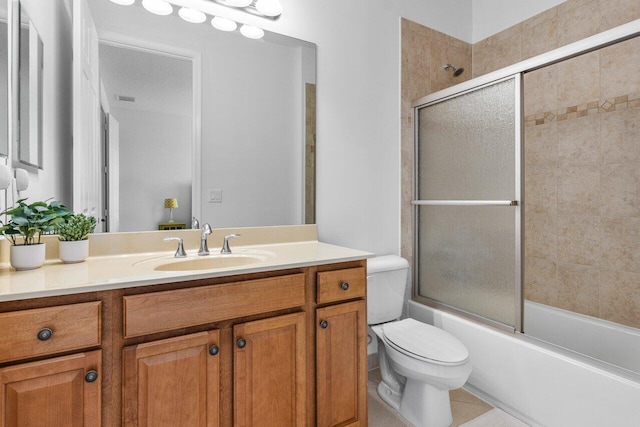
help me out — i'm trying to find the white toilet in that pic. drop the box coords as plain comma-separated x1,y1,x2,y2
368,255,472,427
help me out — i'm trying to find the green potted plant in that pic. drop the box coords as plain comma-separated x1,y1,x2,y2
55,213,97,263
0,199,70,270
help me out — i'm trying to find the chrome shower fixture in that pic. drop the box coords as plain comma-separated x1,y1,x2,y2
443,64,465,77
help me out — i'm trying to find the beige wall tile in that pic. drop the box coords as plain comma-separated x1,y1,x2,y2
471,37,493,78
600,163,640,218
600,37,640,102
523,65,558,116
558,0,601,47
430,39,472,93
599,107,640,164
557,115,600,166
525,167,558,215
524,257,558,303
601,216,640,273
557,263,600,316
557,215,601,266
525,214,557,260
557,51,600,109
600,269,640,328
524,121,557,168
557,165,600,215
521,13,559,60
599,0,640,31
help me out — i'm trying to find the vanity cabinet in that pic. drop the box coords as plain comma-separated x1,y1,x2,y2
316,268,368,427
0,258,367,426
122,330,221,427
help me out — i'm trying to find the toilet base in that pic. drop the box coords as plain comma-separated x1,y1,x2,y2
377,380,402,412
400,379,453,427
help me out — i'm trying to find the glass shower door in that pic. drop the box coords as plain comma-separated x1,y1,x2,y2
413,76,521,331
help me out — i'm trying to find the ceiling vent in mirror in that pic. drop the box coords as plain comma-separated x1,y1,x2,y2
115,95,136,103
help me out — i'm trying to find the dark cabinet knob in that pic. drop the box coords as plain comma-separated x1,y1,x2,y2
319,320,328,329
209,345,219,356
37,328,53,341
237,338,246,349
341,282,349,291
85,370,98,383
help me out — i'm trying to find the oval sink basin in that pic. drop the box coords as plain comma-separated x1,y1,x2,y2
133,250,275,272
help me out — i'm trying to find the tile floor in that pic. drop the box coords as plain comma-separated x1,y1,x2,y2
367,368,494,427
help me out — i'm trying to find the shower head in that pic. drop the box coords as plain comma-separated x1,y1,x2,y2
443,64,465,77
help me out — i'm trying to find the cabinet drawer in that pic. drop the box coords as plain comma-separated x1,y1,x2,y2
317,267,365,304
0,302,102,363
124,273,306,338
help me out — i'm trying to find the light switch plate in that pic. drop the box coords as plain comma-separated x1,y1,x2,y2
209,189,222,203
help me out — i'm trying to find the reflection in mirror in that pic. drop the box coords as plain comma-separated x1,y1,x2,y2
65,0,316,232
18,0,42,168
0,2,7,158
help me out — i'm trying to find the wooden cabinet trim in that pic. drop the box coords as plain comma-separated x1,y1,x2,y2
123,273,306,338
0,301,102,364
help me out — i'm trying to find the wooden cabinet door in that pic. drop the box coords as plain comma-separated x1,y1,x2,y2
0,350,101,427
316,301,367,427
234,312,306,426
122,330,220,427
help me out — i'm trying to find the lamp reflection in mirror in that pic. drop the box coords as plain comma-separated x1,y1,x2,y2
164,198,178,222
211,16,237,31
109,0,135,5
178,7,207,23
240,24,264,39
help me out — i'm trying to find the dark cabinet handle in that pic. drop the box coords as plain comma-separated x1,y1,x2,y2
341,282,349,291
85,370,98,383
237,338,246,349
319,320,328,329
209,345,219,356
37,328,53,341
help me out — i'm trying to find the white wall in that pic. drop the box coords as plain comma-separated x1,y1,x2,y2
17,0,72,206
113,107,191,231
471,0,567,42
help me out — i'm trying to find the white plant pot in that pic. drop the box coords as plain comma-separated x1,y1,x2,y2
10,243,46,271
59,240,90,264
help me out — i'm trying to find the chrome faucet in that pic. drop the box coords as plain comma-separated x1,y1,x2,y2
164,237,187,258
198,223,212,256
221,234,240,254
191,216,200,229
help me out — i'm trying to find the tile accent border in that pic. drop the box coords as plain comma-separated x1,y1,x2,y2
525,92,640,126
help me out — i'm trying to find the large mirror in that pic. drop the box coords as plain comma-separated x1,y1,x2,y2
16,0,315,232
0,0,8,158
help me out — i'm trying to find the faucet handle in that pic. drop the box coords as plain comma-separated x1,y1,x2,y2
221,234,240,254
191,217,200,229
164,237,187,258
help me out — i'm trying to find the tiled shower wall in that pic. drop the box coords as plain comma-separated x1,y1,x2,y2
401,0,640,325
523,37,640,328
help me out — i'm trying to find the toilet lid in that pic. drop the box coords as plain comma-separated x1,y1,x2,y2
382,318,469,364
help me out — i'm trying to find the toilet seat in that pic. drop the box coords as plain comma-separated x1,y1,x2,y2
381,319,469,366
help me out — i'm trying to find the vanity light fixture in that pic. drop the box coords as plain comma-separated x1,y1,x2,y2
205,0,283,20
109,0,135,5
142,0,173,16
223,0,253,7
178,7,207,23
239,24,264,39
211,16,238,31
254,0,282,17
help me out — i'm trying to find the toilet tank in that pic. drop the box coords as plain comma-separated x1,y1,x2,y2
367,255,409,325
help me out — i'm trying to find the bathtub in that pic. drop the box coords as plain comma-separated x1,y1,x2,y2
408,300,640,427
524,300,640,375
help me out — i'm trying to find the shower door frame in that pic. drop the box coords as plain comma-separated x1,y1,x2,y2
410,18,640,334
412,74,523,333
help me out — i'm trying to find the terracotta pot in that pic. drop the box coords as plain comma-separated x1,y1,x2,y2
59,240,89,264
10,243,46,271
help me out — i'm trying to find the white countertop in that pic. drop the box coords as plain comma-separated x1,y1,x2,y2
0,240,373,302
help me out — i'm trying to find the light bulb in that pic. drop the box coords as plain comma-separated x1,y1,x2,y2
240,24,264,39
142,0,173,16
178,7,206,23
225,0,252,7
255,0,282,17
211,16,237,32
109,0,135,5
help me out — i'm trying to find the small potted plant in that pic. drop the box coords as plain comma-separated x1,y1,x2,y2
0,199,70,270
56,213,97,263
